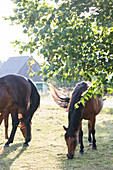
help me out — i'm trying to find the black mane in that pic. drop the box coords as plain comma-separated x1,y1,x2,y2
66,105,83,138
66,82,88,137
69,82,88,114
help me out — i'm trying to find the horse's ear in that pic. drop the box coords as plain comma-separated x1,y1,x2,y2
63,125,68,131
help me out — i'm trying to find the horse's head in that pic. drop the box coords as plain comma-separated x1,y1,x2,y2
63,126,79,159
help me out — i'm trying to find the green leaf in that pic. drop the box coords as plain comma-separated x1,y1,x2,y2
55,0,59,3
44,76,48,81
33,28,38,33
19,51,23,54
87,43,91,47
40,29,44,34
23,29,27,33
75,103,79,109
80,97,85,106
43,68,48,75
37,70,42,76
35,37,39,42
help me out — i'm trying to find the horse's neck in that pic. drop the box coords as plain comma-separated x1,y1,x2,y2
68,104,83,131
67,86,86,132
68,92,82,114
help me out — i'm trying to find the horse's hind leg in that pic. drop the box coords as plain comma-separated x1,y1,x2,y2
22,110,31,147
24,119,31,147
5,110,19,147
4,110,9,139
88,120,92,146
91,117,97,150
19,113,26,139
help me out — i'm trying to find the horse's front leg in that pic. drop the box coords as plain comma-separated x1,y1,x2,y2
4,110,19,147
0,111,9,139
0,112,4,125
79,122,84,155
3,110,9,139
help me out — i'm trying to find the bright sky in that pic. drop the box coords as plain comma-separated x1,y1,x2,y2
0,0,40,62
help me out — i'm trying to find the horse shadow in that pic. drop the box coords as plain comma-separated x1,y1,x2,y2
0,143,27,169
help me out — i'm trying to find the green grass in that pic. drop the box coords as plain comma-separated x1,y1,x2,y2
0,95,113,170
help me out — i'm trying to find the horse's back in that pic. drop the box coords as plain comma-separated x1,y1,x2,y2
0,74,31,110
2,74,29,86
82,96,103,120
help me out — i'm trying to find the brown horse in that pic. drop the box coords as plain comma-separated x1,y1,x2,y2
0,74,40,147
49,82,103,159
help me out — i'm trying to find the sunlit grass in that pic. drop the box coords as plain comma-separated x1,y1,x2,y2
0,95,113,170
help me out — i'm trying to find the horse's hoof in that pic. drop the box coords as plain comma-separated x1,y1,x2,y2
89,142,92,146
79,151,84,155
23,143,29,147
92,146,97,150
4,144,10,147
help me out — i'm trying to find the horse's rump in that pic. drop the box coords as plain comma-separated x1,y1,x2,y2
0,74,31,113
82,95,103,120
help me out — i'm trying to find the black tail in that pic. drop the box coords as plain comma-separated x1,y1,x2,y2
28,79,40,120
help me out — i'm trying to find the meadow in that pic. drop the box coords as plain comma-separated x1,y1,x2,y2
0,95,113,170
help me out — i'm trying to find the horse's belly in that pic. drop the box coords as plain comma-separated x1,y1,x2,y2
82,114,91,120
0,88,13,111
81,111,99,120
0,101,13,112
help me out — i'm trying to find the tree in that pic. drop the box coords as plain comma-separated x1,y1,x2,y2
6,0,113,97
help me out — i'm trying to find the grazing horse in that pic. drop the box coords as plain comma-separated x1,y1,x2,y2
49,82,103,159
0,74,40,147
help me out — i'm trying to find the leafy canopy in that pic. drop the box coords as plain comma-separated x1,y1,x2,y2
6,0,113,97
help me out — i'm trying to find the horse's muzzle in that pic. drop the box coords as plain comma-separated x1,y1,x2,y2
67,153,74,159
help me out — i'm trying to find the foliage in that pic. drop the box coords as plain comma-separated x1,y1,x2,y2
6,0,113,96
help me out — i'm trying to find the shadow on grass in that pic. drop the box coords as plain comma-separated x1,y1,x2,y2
0,142,27,170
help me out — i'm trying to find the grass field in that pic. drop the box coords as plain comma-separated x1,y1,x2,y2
0,95,113,170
